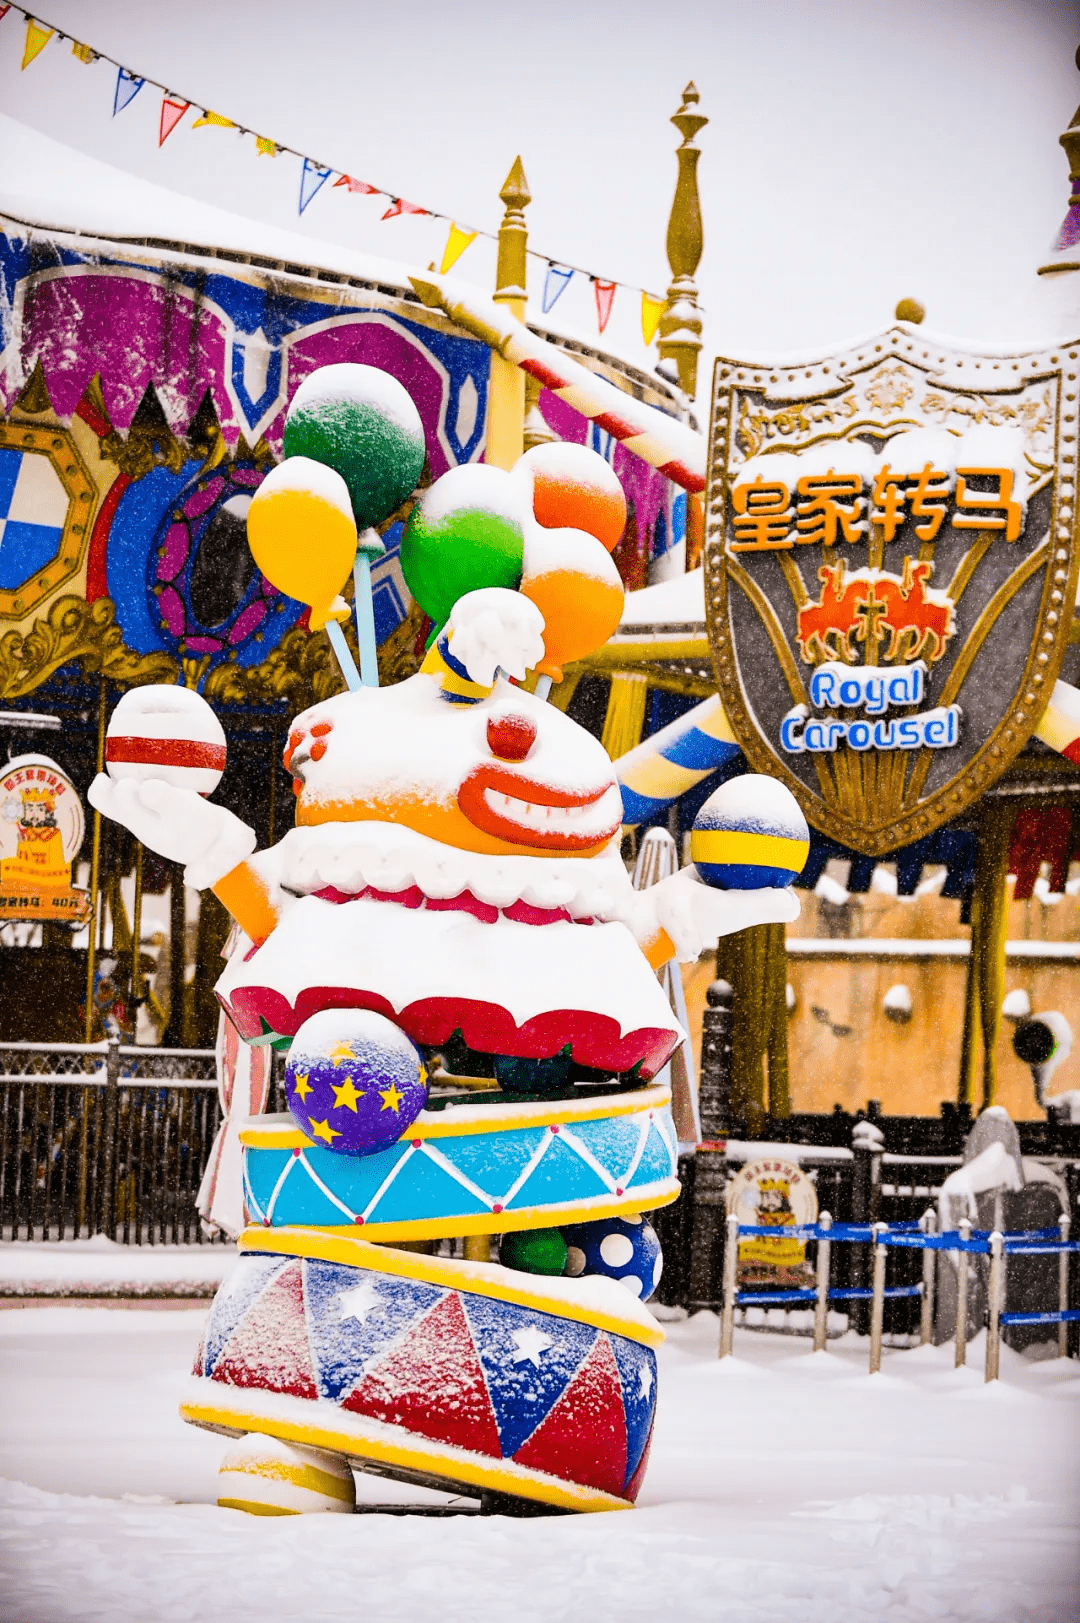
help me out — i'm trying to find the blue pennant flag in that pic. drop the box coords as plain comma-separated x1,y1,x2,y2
299,158,332,216
113,69,145,116
539,262,571,313
542,264,573,314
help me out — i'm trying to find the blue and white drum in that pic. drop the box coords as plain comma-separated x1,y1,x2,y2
241,1085,679,1241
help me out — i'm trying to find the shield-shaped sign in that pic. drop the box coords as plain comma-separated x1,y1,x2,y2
704,329,1080,854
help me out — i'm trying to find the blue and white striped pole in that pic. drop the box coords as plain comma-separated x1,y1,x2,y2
615,695,743,826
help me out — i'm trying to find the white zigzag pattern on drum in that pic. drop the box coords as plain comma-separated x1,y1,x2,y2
243,1110,662,1226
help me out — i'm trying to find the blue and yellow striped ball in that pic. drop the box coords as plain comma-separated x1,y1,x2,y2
691,774,809,889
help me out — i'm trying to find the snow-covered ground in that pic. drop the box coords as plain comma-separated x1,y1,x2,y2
1,1299,1076,1622
0,1238,232,1297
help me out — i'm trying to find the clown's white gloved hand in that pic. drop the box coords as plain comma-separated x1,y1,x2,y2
646,865,801,962
446,588,546,686
87,774,257,890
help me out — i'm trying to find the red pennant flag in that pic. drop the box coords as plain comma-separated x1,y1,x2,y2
334,175,378,194
159,95,190,146
381,198,428,220
0,7,14,20
593,279,616,334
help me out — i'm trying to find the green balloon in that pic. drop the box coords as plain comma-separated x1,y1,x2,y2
401,464,525,628
499,1228,569,1277
283,363,426,532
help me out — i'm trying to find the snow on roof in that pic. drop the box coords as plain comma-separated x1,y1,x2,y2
618,567,705,630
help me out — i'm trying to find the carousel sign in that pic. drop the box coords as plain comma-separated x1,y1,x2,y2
704,331,1080,853
0,755,92,924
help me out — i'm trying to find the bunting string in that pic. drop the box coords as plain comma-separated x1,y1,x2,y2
3,6,672,348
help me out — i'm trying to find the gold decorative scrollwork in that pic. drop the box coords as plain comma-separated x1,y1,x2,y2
0,595,179,699
922,389,1053,439
736,394,858,459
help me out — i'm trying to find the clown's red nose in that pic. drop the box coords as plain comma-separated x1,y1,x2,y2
486,713,537,762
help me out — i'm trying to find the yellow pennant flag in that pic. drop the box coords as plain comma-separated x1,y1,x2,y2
255,136,278,157
440,223,478,275
193,111,237,129
71,41,95,64
641,292,666,347
21,18,54,69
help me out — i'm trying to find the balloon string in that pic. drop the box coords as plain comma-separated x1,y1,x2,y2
325,619,362,692
353,552,380,689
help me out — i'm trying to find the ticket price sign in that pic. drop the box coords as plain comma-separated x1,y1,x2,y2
0,755,92,924
704,333,1080,853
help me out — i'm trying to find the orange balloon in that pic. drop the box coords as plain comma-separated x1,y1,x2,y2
517,443,626,553
520,528,625,681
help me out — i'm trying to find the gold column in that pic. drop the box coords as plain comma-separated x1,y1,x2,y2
716,921,790,1132
658,84,708,401
486,157,531,470
959,802,1016,1110
82,680,106,1043
600,674,649,761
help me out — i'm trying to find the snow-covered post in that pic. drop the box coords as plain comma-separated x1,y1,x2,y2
1059,1214,1072,1359
985,1230,1004,1383
99,1033,121,1239
718,1211,738,1358
955,1216,972,1368
698,979,734,1139
851,1120,884,1335
688,1145,726,1309
868,1223,887,1374
920,1207,937,1346
813,1210,832,1352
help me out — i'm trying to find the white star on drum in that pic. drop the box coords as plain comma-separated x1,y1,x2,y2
510,1326,554,1368
335,1279,386,1324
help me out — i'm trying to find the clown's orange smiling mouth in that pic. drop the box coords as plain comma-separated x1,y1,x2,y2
458,764,622,851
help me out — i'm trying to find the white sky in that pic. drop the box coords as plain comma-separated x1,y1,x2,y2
1,0,1078,394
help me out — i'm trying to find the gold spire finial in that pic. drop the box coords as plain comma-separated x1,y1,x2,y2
658,83,707,399
487,158,532,468
495,156,531,301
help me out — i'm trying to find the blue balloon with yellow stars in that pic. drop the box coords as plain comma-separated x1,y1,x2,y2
284,1009,427,1157
561,1215,663,1301
690,773,809,890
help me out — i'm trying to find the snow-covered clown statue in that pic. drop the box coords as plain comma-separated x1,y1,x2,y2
91,364,804,1514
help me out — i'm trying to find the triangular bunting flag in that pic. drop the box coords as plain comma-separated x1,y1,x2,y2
255,137,277,157
113,69,145,115
21,18,53,69
159,95,190,146
0,8,12,23
593,279,616,334
193,110,237,129
381,198,427,220
641,292,665,346
334,175,378,194
299,157,332,215
71,40,95,63
439,223,477,274
542,265,573,314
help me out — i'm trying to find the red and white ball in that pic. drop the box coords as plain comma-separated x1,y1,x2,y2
105,685,227,796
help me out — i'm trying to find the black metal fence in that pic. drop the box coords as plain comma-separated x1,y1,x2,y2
0,1039,225,1244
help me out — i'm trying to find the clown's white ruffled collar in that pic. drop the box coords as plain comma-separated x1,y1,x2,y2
251,820,634,923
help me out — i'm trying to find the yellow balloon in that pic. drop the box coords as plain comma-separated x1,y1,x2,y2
247,457,357,630
520,527,625,682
